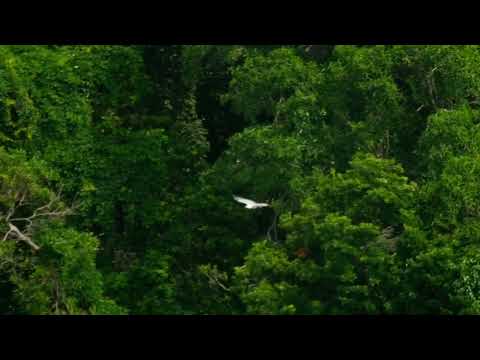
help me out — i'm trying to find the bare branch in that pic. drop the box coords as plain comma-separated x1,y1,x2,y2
416,104,425,112
203,271,231,292
2,229,13,242
1,188,73,252
5,223,40,251
9,217,33,226
426,66,439,111
5,204,16,222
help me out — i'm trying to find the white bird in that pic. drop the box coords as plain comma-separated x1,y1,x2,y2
233,195,270,209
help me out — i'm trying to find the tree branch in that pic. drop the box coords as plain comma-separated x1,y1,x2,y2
1,188,74,252
5,223,40,251
203,271,231,292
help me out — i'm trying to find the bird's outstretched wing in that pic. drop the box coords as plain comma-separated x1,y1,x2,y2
233,195,270,209
233,195,256,207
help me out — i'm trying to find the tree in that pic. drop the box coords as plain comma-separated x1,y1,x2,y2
0,147,123,314
233,153,416,314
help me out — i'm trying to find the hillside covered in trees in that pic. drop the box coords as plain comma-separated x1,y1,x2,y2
2,45,480,315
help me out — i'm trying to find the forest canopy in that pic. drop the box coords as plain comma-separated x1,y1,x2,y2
1,45,480,315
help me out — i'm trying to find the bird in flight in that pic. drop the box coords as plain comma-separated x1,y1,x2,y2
233,195,270,209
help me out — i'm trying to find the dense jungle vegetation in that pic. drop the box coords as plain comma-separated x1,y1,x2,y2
2,45,480,315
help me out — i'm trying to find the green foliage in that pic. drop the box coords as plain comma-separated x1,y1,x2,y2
232,154,417,314
234,241,302,315
226,48,323,125
0,147,122,314
11,226,122,315
104,250,178,315
418,106,480,178
3,45,480,315
419,155,480,232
